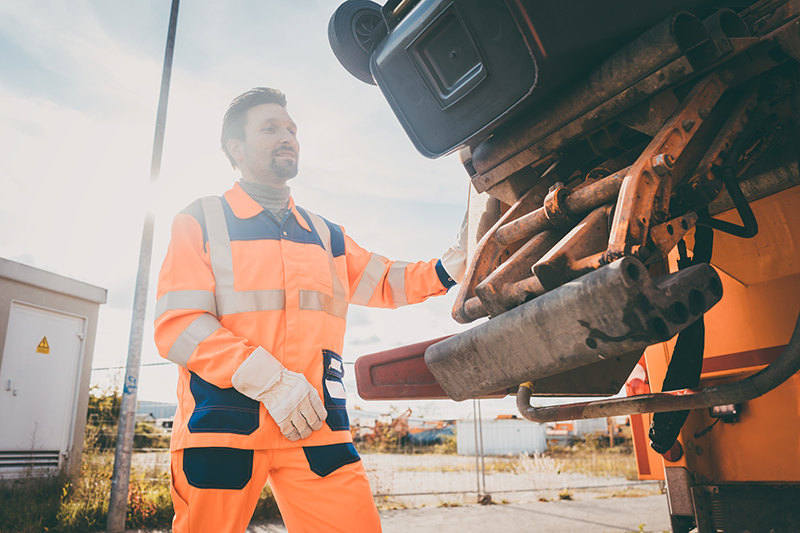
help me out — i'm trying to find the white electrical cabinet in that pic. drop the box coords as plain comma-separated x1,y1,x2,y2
0,258,106,481
0,302,86,473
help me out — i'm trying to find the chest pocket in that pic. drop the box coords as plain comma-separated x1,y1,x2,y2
305,243,334,289
322,349,349,431
305,212,348,318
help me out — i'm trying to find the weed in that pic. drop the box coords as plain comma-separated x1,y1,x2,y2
437,501,461,508
0,475,63,533
252,485,281,521
547,445,637,480
558,488,573,500
376,496,410,511
597,487,661,499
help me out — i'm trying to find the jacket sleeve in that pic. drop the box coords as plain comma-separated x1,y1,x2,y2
153,210,259,389
340,230,456,309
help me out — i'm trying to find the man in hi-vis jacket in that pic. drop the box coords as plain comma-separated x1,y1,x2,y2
154,87,467,533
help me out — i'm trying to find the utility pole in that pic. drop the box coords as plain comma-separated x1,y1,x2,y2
106,0,179,530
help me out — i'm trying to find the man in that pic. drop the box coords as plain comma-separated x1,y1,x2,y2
154,87,467,533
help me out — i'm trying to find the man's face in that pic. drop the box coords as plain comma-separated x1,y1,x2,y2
233,103,300,186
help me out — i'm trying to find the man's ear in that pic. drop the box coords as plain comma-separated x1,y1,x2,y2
227,138,244,164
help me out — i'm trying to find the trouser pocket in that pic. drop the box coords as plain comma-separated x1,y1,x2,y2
183,447,254,490
302,443,360,477
322,349,349,431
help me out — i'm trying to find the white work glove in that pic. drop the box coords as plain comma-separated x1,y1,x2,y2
440,208,469,284
231,347,327,441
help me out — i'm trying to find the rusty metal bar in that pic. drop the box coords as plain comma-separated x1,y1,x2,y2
516,307,800,422
605,69,734,261
475,228,563,317
532,204,614,290
497,168,627,246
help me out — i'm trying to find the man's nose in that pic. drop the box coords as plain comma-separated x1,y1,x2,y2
278,129,297,147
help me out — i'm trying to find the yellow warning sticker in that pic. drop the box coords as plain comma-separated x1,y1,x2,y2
37,337,50,354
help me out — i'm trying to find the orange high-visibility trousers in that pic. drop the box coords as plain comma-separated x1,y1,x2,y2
170,445,381,533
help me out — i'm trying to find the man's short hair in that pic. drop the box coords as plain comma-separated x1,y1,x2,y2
221,87,287,168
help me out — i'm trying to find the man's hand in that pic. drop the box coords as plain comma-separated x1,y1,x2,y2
232,347,327,441
441,208,469,284
258,369,327,441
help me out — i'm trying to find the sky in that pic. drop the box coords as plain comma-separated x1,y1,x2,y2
0,0,521,419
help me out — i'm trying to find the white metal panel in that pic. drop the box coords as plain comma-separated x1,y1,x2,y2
457,419,547,456
0,301,86,468
574,418,608,435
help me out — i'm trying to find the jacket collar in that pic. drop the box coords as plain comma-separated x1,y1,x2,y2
223,182,311,232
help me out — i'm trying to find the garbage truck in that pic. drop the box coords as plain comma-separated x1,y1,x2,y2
327,1,800,531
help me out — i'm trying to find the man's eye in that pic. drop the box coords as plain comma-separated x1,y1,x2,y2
263,127,275,133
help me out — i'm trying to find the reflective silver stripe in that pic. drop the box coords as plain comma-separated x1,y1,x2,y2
200,197,235,296
216,290,286,316
305,211,349,317
387,261,410,307
299,290,348,319
199,200,348,319
350,254,387,306
167,313,222,367
155,290,217,319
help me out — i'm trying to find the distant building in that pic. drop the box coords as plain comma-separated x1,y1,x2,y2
457,417,547,456
137,400,177,420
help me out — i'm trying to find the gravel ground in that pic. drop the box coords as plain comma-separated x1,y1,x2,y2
244,494,672,533
361,452,653,508
122,451,669,532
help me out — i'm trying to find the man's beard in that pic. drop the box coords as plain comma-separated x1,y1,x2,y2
271,149,299,179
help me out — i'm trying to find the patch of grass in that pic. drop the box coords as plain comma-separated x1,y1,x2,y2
436,501,462,508
397,462,474,473
547,443,638,480
596,487,661,499
558,488,573,500
251,485,281,521
55,451,173,531
1,450,283,532
376,496,410,511
0,474,63,533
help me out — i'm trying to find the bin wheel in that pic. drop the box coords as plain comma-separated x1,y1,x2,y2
328,0,386,85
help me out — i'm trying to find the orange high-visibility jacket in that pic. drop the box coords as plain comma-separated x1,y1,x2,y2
154,183,454,451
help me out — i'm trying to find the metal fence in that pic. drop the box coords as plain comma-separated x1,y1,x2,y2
125,399,659,507
356,400,659,508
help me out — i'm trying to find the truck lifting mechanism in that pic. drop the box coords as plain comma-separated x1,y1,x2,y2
330,4,800,528
330,1,800,529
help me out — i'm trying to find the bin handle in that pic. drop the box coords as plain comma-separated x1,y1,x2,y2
516,308,800,422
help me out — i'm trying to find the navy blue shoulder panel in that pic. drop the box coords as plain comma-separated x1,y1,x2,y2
324,218,346,258
179,199,209,244
220,196,281,242
188,196,328,249
294,207,346,257
292,206,326,249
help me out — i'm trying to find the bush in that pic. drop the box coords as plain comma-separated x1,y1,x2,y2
0,476,63,533
252,485,281,521
1,386,278,532
84,387,169,451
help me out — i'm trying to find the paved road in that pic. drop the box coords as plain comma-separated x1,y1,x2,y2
245,494,672,533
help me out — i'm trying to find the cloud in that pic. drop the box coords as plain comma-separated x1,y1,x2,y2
0,1,475,412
